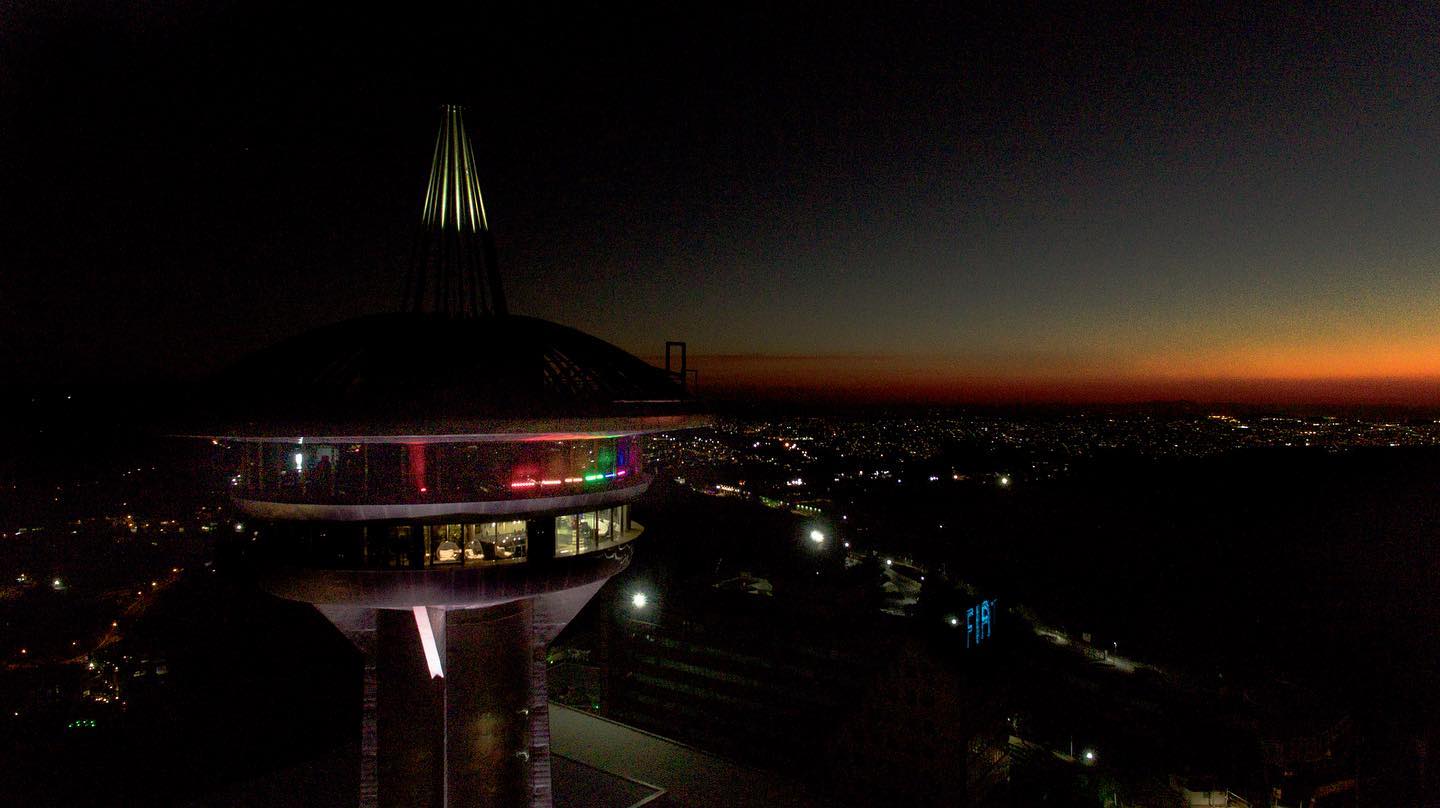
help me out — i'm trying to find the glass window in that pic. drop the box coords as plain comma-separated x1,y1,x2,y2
556,513,579,556
554,505,634,556
578,511,597,554
429,524,461,564
595,506,616,547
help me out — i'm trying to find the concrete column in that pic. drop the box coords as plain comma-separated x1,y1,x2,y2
440,602,533,807
321,581,608,808
314,605,378,808
525,581,606,806
376,608,445,808
526,519,556,565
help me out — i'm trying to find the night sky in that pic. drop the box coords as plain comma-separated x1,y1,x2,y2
5,3,1440,403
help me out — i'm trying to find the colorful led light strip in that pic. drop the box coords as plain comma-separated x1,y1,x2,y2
511,470,630,488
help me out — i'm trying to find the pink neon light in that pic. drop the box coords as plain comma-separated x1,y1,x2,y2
617,469,628,476
540,479,562,486
510,481,537,489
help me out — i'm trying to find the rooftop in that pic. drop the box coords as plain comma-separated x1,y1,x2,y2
202,313,702,438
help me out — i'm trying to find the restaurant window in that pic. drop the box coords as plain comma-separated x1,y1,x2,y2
555,505,631,557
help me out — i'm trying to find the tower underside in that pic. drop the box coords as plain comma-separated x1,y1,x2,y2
321,579,610,808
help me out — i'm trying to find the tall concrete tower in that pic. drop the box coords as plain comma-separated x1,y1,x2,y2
203,105,704,807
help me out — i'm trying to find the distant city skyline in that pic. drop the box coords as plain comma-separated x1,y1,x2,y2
5,3,1440,403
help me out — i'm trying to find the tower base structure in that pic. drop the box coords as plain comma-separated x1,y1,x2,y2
318,580,606,808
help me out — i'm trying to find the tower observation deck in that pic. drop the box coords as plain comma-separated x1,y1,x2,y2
200,105,706,808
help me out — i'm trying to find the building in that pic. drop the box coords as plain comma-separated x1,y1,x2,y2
199,105,706,808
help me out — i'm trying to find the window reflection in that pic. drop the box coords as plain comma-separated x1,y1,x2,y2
555,505,630,557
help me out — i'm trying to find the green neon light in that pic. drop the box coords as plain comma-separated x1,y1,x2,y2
422,105,489,234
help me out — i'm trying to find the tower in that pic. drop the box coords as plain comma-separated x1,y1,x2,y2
205,106,705,807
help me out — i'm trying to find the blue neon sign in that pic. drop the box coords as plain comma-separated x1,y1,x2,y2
966,599,994,648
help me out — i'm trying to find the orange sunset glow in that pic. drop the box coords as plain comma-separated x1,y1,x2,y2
686,348,1440,405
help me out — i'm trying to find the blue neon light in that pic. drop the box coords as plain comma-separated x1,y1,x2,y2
966,598,995,648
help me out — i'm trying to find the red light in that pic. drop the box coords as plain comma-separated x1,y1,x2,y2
420,486,428,493
407,444,428,492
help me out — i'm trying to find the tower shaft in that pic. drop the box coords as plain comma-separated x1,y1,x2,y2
322,581,605,808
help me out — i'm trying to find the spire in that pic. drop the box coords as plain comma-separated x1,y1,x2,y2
404,104,508,317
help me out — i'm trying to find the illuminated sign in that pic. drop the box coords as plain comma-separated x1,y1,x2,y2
966,599,994,648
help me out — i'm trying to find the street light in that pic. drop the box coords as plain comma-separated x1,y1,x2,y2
808,529,825,545
631,592,648,609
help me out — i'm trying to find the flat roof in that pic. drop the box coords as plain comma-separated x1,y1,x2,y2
549,703,821,808
185,414,712,443
552,754,664,808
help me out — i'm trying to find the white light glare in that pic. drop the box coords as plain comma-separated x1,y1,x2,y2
809,529,825,544
413,607,444,679
631,592,648,609
294,452,304,471
1082,749,1096,763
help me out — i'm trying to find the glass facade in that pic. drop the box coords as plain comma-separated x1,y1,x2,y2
554,505,633,557
233,437,641,505
315,519,531,570
421,520,529,565
262,509,637,571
